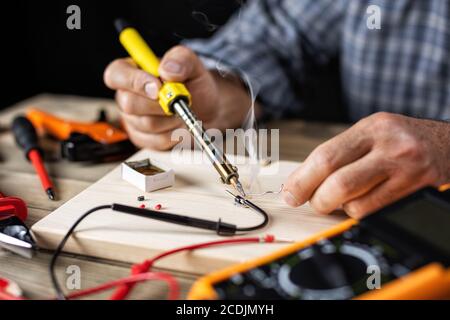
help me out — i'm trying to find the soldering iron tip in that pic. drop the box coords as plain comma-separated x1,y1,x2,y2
46,188,56,201
235,181,246,198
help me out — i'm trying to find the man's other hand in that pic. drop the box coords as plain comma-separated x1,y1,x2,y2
282,112,450,218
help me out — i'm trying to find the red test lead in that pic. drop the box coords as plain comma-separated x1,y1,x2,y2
12,116,56,201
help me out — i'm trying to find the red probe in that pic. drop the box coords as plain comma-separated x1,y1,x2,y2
28,149,55,200
12,116,56,200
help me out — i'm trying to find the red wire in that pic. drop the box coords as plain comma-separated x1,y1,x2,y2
66,272,179,300
110,235,275,300
0,235,276,300
0,273,178,301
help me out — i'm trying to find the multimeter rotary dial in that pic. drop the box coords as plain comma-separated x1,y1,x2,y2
275,241,384,300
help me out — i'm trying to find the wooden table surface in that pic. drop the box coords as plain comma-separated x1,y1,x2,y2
0,94,347,300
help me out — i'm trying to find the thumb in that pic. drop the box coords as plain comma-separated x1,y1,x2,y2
159,45,206,82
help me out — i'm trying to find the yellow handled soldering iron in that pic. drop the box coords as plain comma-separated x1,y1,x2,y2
114,19,246,197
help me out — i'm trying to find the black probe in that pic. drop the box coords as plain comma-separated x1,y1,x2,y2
12,116,56,200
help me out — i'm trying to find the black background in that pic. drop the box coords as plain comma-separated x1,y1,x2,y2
0,0,240,109
0,0,347,122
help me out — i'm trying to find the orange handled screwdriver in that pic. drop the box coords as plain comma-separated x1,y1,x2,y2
12,116,56,201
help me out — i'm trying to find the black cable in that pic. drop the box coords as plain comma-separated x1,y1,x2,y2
110,197,269,236
49,205,112,300
49,198,270,299
234,196,270,232
111,204,238,236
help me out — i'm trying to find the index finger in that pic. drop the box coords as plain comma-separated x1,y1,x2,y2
282,125,374,207
104,58,161,99
116,90,166,116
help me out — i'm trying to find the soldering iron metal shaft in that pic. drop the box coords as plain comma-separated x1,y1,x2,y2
114,20,245,197
172,99,246,197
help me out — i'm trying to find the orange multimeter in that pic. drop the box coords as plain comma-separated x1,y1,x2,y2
188,187,450,300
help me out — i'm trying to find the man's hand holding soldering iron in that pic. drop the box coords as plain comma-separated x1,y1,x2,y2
105,21,450,221
104,47,258,151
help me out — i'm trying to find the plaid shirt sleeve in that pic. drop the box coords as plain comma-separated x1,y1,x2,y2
185,0,348,120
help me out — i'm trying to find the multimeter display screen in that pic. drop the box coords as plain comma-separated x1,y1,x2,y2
385,198,450,256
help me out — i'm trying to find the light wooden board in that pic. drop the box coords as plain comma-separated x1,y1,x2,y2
32,149,346,275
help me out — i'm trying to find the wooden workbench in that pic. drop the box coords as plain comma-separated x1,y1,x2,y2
0,94,347,299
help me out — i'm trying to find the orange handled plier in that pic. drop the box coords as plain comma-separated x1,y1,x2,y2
26,108,135,162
